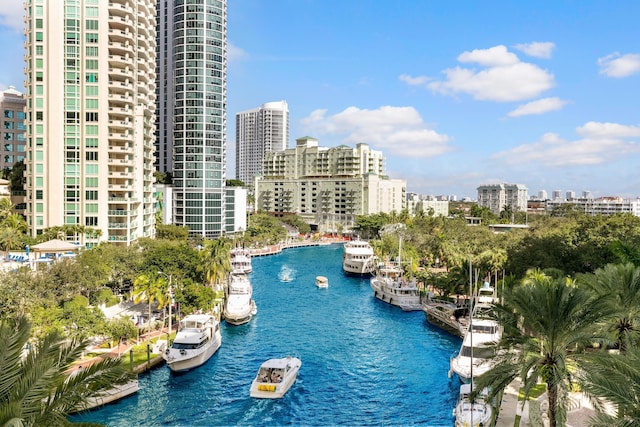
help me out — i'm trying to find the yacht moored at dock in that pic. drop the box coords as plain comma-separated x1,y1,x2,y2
163,314,221,372
230,247,252,274
342,240,375,276
224,272,256,326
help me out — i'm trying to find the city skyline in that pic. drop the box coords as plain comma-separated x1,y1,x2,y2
1,1,639,200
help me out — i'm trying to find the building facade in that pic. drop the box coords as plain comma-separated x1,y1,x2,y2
0,86,26,170
156,0,228,238
23,0,157,245
406,194,449,217
235,100,289,187
254,137,406,231
546,197,640,217
477,183,528,215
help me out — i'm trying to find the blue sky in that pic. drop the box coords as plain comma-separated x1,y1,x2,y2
1,1,639,200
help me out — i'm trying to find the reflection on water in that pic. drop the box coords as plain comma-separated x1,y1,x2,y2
71,244,460,426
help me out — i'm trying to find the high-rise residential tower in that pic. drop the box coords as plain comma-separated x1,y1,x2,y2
235,100,289,187
0,86,27,170
23,0,157,245
156,0,228,238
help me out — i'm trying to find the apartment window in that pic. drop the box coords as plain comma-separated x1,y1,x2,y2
4,110,13,118
85,33,98,43
85,99,98,109
85,138,98,148
85,190,98,200
86,46,98,56
86,73,98,83
85,216,97,226
85,151,98,161
36,190,43,200
85,112,98,122
86,20,98,30
85,59,98,69
85,164,99,176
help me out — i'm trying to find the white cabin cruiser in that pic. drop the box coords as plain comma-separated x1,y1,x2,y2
250,357,302,399
315,276,328,288
163,314,221,372
449,318,502,383
342,240,375,276
224,272,256,325
230,247,252,274
370,263,421,311
453,384,495,427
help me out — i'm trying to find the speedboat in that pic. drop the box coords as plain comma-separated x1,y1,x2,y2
370,263,421,311
449,317,502,383
315,276,328,288
163,314,221,372
453,384,495,427
250,356,301,399
224,272,256,325
230,247,252,274
342,240,375,276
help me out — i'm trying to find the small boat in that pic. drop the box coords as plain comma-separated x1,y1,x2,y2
342,239,375,276
315,276,328,288
449,317,502,383
224,271,256,326
230,247,252,274
422,298,469,338
163,313,222,372
453,384,495,427
250,357,302,399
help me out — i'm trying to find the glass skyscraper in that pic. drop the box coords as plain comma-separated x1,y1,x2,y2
156,0,227,238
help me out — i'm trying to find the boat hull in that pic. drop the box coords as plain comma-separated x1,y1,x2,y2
165,329,222,372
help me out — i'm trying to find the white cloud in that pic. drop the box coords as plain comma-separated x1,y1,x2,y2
457,45,519,66
598,53,640,78
514,42,555,59
492,122,640,166
0,1,24,32
398,74,430,86
227,42,247,63
300,106,454,158
507,97,569,117
426,45,555,102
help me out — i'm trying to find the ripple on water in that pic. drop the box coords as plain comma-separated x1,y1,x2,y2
71,245,459,426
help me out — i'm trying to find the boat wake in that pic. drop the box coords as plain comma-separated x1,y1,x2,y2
279,266,295,282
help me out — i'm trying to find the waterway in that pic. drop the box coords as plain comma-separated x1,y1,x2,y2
72,244,461,426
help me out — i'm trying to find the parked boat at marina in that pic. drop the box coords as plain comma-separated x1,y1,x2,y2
224,272,256,325
453,383,495,427
449,316,502,383
230,247,252,274
163,313,222,372
342,240,375,276
249,356,302,399
423,298,469,338
71,379,139,413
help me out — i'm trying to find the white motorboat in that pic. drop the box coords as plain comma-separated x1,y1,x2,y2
224,272,256,325
163,314,221,372
70,379,139,413
250,356,301,399
230,247,252,274
315,276,328,288
477,281,499,306
342,240,375,276
370,260,421,311
449,317,502,383
453,384,495,427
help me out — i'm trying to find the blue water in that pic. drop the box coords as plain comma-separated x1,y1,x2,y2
72,244,461,426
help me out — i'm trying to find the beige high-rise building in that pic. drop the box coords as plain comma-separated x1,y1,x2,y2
255,137,406,232
0,86,27,170
23,0,157,245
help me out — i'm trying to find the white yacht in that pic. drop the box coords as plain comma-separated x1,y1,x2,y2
449,317,502,383
315,276,328,288
250,356,301,399
342,240,375,276
224,272,256,325
230,247,252,274
453,384,495,427
370,262,421,311
163,314,221,372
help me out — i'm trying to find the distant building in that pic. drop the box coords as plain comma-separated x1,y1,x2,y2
236,101,289,187
547,197,640,217
476,183,528,215
255,137,405,232
582,191,593,199
552,190,563,200
0,86,26,170
537,190,548,200
566,191,576,200
407,193,449,217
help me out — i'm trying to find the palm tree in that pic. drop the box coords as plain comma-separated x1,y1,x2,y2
474,271,612,427
579,347,640,425
132,273,165,341
579,263,640,353
0,316,133,426
199,238,231,289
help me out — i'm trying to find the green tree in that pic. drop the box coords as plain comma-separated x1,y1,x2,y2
0,316,133,426
475,271,611,427
132,273,164,341
199,238,230,289
579,263,640,353
155,224,189,241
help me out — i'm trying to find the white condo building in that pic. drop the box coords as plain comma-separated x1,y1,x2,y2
23,0,157,245
254,137,406,232
477,183,528,215
235,101,289,187
156,0,228,238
